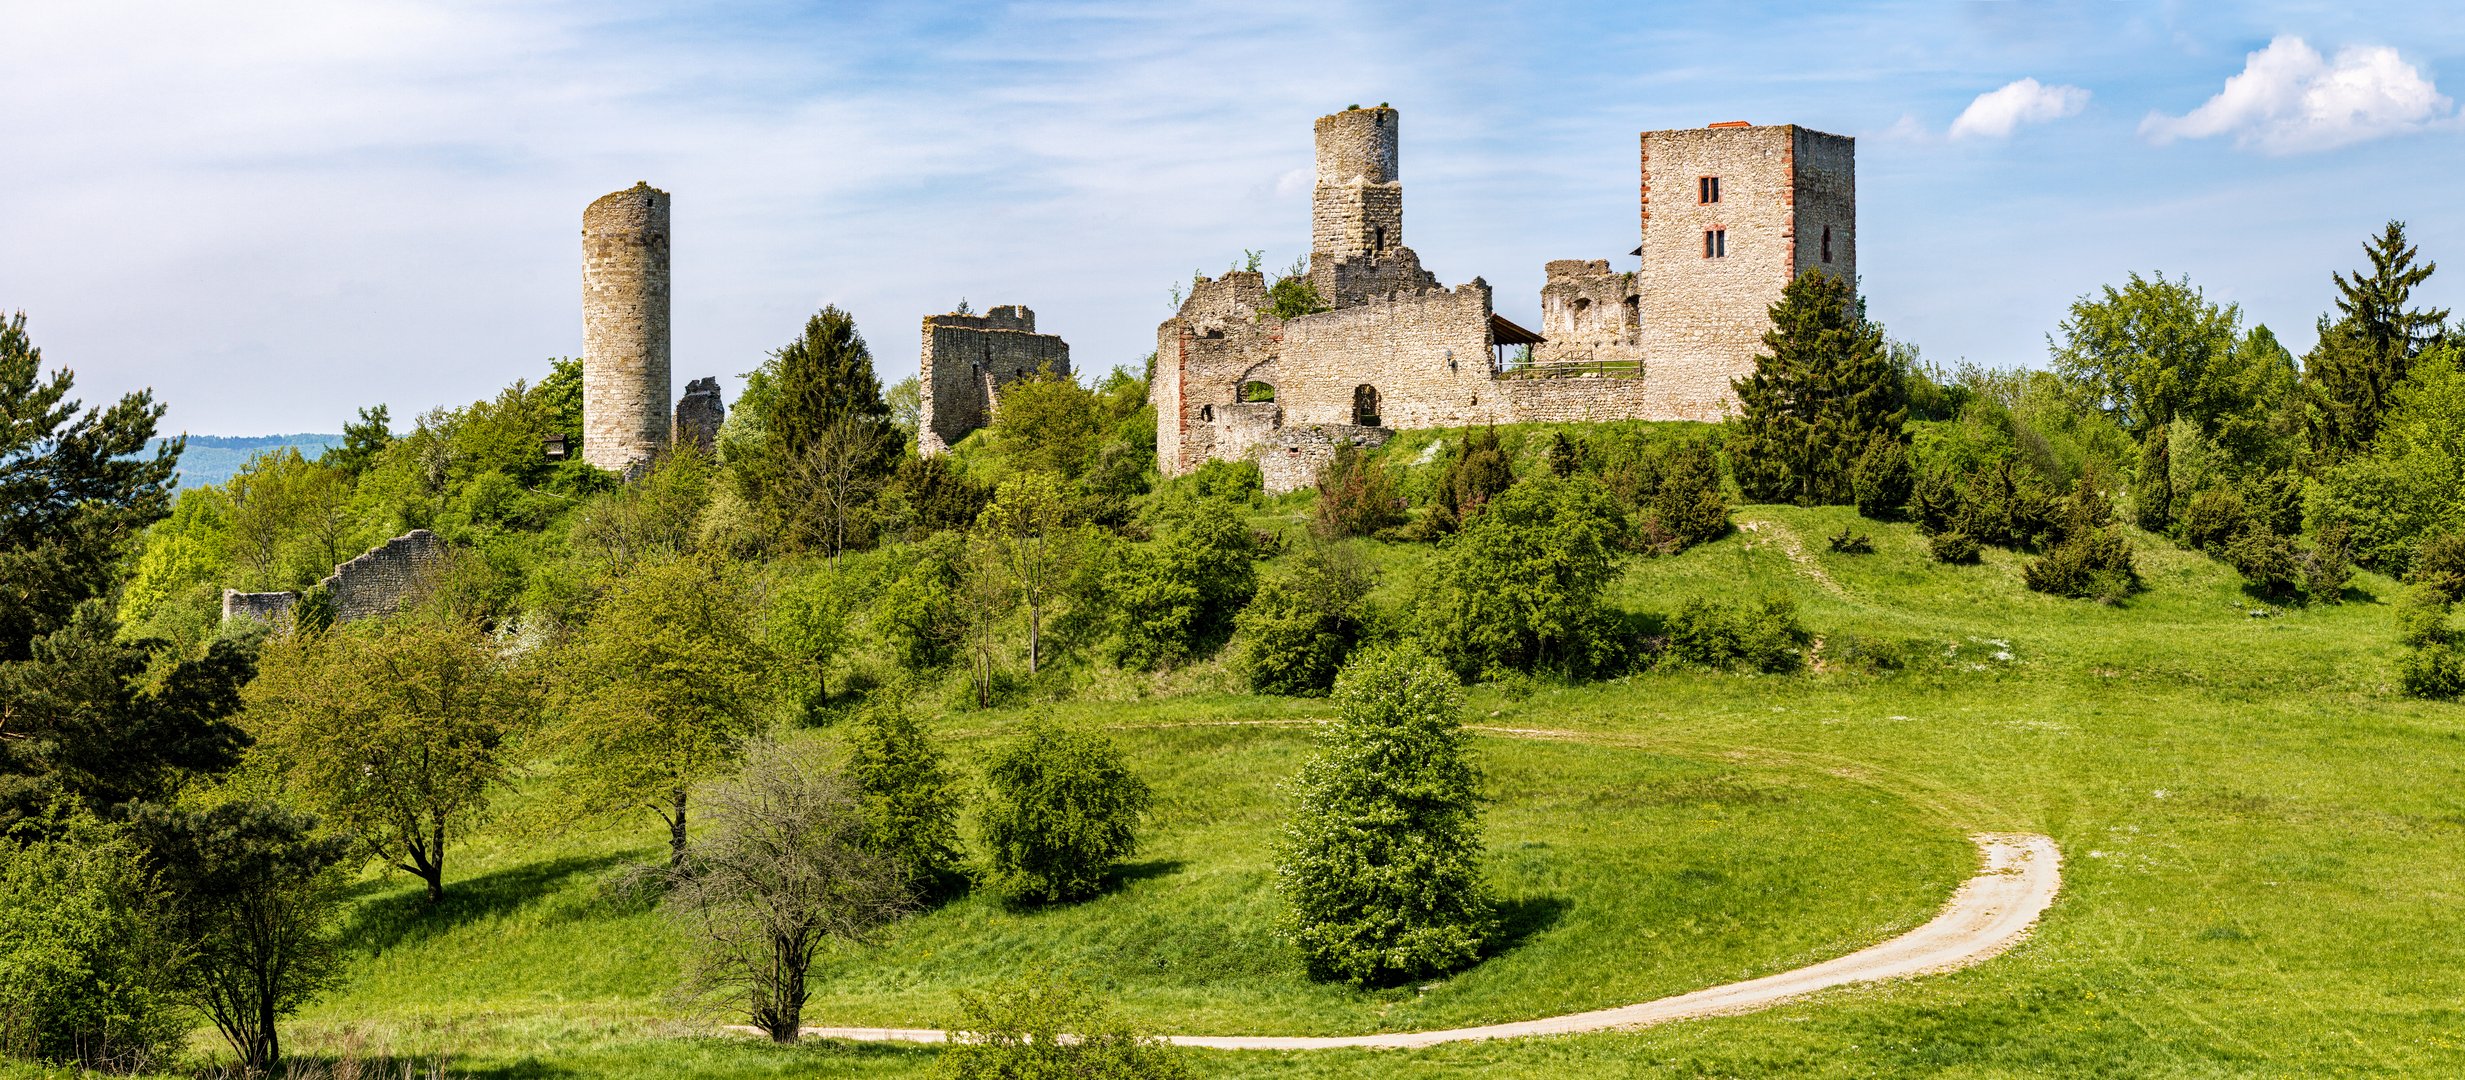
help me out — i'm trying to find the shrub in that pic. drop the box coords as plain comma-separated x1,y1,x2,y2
0,811,185,1073
1232,541,1375,697
1108,496,1256,669
937,973,1189,1080
1929,530,1981,564
1412,427,1514,537
1276,645,1492,986
2302,524,2355,603
2413,531,2465,602
2180,489,2252,555
1956,460,2057,549
1179,458,1263,506
876,532,968,671
1415,476,1631,678
1826,526,1874,554
2025,529,2138,603
2401,643,2465,698
1643,440,1730,552
847,705,966,900
1313,440,1404,538
2224,530,2302,598
979,721,1150,905
1851,435,1914,519
1911,468,1962,535
1664,596,1809,673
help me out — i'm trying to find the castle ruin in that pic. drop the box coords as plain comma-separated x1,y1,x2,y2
916,305,1071,455
1155,109,1855,490
221,528,447,627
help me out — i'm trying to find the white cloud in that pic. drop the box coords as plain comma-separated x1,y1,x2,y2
1949,78,2090,139
2140,36,2452,153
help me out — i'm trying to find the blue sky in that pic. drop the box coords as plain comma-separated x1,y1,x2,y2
5,1,2463,434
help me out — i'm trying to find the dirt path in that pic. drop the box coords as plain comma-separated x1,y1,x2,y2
789,831,2060,1050
1736,515,1848,597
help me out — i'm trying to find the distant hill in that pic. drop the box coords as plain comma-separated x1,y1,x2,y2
150,434,344,489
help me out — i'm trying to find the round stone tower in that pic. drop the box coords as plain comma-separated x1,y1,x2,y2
1311,106,1403,264
582,182,671,472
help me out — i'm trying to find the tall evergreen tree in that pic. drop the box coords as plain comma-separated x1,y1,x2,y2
1728,269,1905,505
0,312,182,660
769,306,895,461
2308,221,2449,459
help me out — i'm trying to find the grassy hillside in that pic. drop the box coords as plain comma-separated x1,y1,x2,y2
230,504,2465,1078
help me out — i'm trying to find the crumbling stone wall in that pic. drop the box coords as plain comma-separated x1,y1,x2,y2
674,376,724,453
323,529,446,622
918,305,1071,455
221,590,298,625
1153,272,1275,476
583,182,672,472
1534,259,1644,366
1255,423,1391,495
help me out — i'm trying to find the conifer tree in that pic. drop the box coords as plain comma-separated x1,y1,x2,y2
1276,643,1493,986
2309,221,2449,459
770,306,896,461
1728,270,1904,505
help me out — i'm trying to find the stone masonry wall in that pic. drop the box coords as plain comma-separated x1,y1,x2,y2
325,529,446,622
1276,282,1502,432
918,305,1070,455
582,182,672,472
1533,259,1644,365
1790,128,1857,284
221,590,298,625
674,377,724,453
1153,272,1275,476
1255,423,1391,495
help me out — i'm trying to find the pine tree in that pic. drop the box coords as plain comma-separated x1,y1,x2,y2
2309,221,2448,459
770,307,896,461
1276,644,1493,986
1728,270,1905,505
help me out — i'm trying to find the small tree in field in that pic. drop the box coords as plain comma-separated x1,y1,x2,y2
1277,643,1493,986
979,721,1150,905
245,615,534,904
976,472,1082,675
847,704,965,900
550,556,773,867
646,743,908,1044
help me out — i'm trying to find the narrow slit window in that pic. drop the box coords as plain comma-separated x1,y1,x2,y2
1699,176,1720,204
1821,225,1833,263
1704,228,1726,258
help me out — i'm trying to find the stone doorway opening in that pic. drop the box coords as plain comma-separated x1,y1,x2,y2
1352,384,1381,427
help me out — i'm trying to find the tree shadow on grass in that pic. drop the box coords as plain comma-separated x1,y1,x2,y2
991,858,1189,914
1486,894,1573,959
341,851,635,955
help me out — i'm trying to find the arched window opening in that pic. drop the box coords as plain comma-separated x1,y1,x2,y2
1199,404,1213,421
1239,381,1276,403
1352,384,1381,427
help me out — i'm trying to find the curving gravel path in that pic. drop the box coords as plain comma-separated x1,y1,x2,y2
790,831,2061,1050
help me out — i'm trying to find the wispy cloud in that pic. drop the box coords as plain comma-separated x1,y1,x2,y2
1950,78,2091,139
2140,36,2452,153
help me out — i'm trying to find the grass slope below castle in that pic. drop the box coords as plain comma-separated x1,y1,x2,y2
129,489,2464,1079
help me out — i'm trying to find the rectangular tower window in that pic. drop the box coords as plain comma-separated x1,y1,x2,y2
1699,176,1720,204
1704,228,1726,258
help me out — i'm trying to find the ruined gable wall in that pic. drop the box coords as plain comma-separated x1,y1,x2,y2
582,183,672,472
1635,125,1801,418
1276,281,1502,431
1533,259,1643,365
325,529,446,622
1153,273,1276,476
918,306,1070,455
221,590,298,625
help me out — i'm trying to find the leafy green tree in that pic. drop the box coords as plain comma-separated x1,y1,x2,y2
846,704,965,899
641,743,908,1044
1416,476,1631,678
2048,273,2252,436
937,973,1191,1080
118,487,233,644
876,532,969,672
2312,347,2465,571
0,808,187,1072
765,563,850,718
549,557,773,867
567,442,715,570
979,720,1150,905
0,606,253,829
224,447,365,590
538,357,585,449
1233,540,1375,696
1107,495,1256,669
990,371,1104,479
123,800,353,1075
885,375,922,440
2308,221,2449,460
0,312,181,661
1276,643,1492,986
244,616,533,903
884,451,990,539
1728,269,1905,505
318,404,395,477
976,473,1084,674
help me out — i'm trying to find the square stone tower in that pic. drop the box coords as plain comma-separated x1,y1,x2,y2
916,305,1070,455
1307,106,1439,307
1634,123,1854,411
